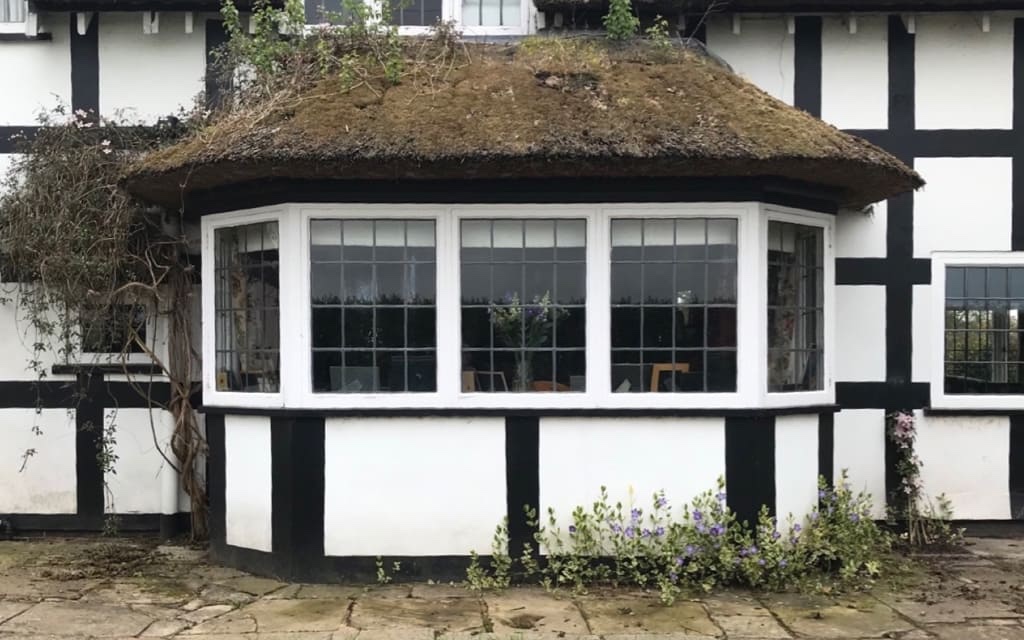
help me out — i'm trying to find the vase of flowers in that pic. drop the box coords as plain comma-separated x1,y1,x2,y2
489,291,566,391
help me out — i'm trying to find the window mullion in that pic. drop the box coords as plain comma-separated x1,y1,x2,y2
590,210,611,403
736,205,766,405
279,207,306,408
437,210,461,400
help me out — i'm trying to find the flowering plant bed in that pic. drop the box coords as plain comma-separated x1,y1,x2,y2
468,472,892,602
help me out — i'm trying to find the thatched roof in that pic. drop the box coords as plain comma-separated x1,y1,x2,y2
124,41,921,210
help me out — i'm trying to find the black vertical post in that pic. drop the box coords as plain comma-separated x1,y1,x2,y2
206,414,227,551
505,416,539,559
70,13,99,116
272,417,326,577
75,372,105,520
725,416,776,525
794,16,822,118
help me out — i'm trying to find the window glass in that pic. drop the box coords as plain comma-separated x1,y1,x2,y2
611,218,737,393
1,0,25,22
82,305,147,355
311,219,436,392
388,0,443,26
214,222,280,393
460,219,585,392
461,0,519,26
767,221,824,392
944,266,1024,394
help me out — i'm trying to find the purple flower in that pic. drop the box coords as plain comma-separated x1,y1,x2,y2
625,527,635,539
641,528,652,538
656,496,668,508
709,524,724,537
818,489,827,499
631,508,642,522
810,511,819,521
772,530,781,541
750,545,758,554
739,548,748,557
611,524,622,533
716,491,727,502
693,509,703,521
684,544,696,556
849,513,860,523
758,558,766,566
779,559,788,568
669,571,679,583
568,525,577,534
655,526,665,537
676,555,685,565
696,523,707,534
793,524,802,533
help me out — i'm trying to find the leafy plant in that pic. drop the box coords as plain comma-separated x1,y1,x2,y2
886,411,965,547
645,16,672,50
603,0,639,41
467,474,892,603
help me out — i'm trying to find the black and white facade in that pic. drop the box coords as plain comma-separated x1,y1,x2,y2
1,0,1023,578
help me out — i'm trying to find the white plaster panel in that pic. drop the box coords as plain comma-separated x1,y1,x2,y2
0,288,69,381
98,13,206,122
225,414,272,552
915,412,1010,519
539,417,725,526
915,14,1013,130
324,417,506,556
912,284,930,384
706,16,795,104
836,201,887,259
0,16,72,125
833,409,886,519
914,158,1012,258
821,16,888,130
836,285,886,382
103,408,175,514
0,409,77,513
774,414,819,524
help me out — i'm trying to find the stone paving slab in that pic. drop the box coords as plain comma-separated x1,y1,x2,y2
485,589,589,635
0,601,153,637
350,591,484,633
577,595,719,636
759,593,915,639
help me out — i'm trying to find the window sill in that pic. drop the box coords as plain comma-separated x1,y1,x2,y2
0,32,51,41
199,404,839,418
924,407,1024,416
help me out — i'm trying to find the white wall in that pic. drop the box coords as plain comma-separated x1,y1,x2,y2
911,284,931,384
774,413,819,524
323,417,506,556
821,15,888,129
103,408,176,514
914,157,1012,258
98,13,206,122
914,412,1010,519
0,409,77,514
0,288,73,381
836,285,886,381
539,417,726,526
833,409,887,519
706,16,795,104
915,14,1013,130
836,202,886,259
225,414,273,552
0,15,72,126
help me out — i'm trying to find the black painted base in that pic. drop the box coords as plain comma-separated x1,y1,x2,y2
0,512,191,537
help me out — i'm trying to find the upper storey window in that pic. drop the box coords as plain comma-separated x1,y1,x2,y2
305,0,529,33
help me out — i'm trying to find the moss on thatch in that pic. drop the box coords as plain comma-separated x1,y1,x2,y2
124,39,921,209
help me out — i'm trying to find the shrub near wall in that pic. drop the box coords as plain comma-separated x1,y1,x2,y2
468,473,891,603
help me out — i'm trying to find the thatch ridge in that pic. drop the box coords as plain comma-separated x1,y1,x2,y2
124,40,922,209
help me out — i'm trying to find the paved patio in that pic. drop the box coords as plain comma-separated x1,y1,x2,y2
2,537,1024,639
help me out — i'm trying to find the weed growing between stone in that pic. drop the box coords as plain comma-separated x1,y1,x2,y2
467,472,891,603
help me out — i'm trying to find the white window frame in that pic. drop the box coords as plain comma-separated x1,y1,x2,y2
0,0,31,34
77,301,160,367
761,206,836,408
201,206,292,409
200,202,835,410
930,251,1024,410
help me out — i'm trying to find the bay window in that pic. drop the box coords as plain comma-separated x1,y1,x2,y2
202,204,834,409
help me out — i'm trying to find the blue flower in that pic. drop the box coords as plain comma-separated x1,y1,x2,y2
631,508,642,522
709,524,724,537
625,527,635,539
568,525,577,534
793,524,802,533
716,491,727,503
772,530,781,541
693,509,703,521
696,523,707,534
656,496,668,508
655,526,665,537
